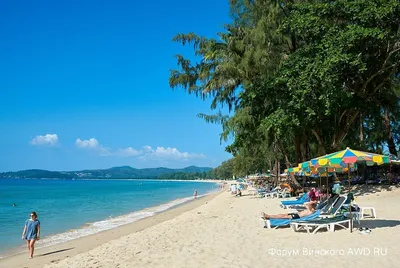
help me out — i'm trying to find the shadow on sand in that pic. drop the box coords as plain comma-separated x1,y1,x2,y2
358,219,400,229
347,184,400,196
38,247,74,257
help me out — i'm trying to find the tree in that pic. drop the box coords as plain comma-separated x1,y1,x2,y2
276,0,400,153
170,0,400,178
214,158,235,180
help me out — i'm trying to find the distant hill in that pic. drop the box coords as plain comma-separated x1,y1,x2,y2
0,166,213,179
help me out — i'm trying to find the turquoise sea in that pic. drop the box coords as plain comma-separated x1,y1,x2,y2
0,178,217,258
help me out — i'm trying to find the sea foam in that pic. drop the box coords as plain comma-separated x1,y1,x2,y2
35,193,209,249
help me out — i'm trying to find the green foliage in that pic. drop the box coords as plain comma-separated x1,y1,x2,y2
170,0,400,176
212,158,235,180
157,170,215,180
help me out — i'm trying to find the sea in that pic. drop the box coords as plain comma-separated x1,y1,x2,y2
0,178,218,258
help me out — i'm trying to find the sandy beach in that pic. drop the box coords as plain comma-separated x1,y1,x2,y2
1,185,399,268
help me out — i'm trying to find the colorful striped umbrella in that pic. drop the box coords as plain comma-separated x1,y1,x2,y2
308,147,389,167
300,147,389,233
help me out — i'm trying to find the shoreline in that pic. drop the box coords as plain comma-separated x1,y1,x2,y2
44,186,400,268
2,185,398,268
0,189,223,268
0,178,225,182
1,188,219,258
1,179,221,258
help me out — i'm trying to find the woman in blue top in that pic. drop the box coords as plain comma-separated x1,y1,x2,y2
21,211,41,259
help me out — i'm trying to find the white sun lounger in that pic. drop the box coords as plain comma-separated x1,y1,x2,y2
291,217,351,234
265,191,279,198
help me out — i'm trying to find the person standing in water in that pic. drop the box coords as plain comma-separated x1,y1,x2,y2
193,189,198,199
21,211,40,259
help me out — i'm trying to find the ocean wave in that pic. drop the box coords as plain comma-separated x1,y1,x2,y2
0,185,218,259
34,192,212,249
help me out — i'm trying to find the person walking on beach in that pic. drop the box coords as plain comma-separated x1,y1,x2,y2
193,189,198,199
21,211,40,259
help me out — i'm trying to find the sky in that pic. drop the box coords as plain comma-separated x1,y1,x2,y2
0,0,233,172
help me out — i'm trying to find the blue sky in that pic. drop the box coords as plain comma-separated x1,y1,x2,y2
0,0,233,172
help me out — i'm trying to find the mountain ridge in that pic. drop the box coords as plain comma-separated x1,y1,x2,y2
0,165,213,179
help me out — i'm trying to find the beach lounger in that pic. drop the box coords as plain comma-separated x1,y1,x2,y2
264,210,321,229
278,188,291,198
319,195,339,213
256,188,271,198
281,193,310,208
265,191,278,198
316,198,329,210
320,195,347,218
286,195,338,212
248,189,258,196
264,187,280,198
291,215,351,234
289,196,352,233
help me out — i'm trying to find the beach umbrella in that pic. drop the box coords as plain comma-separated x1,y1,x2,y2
306,148,388,191
308,148,389,166
301,147,390,232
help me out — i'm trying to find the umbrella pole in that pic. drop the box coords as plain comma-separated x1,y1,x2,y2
326,172,329,198
319,175,322,200
348,163,352,233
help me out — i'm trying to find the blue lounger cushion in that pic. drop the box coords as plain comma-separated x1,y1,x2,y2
281,193,310,206
268,210,321,227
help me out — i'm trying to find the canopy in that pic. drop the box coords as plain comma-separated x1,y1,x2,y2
285,164,356,175
304,147,389,168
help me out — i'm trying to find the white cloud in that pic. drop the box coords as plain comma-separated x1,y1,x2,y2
140,146,205,160
114,145,205,160
116,147,142,157
142,145,153,153
76,138,99,148
30,134,59,146
75,139,204,160
75,138,110,155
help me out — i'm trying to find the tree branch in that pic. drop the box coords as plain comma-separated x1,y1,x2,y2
362,45,400,92
338,110,347,125
333,110,360,149
373,66,400,93
278,3,289,18
311,129,326,155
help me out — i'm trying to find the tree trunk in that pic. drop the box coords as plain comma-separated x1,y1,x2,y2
272,142,279,187
281,148,302,188
277,160,281,179
376,142,382,154
359,113,364,142
332,110,360,151
384,109,397,155
284,153,291,168
289,173,302,188
294,135,302,164
303,132,311,161
276,141,301,188
311,129,326,155
277,141,292,168
300,141,306,162
274,159,279,187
